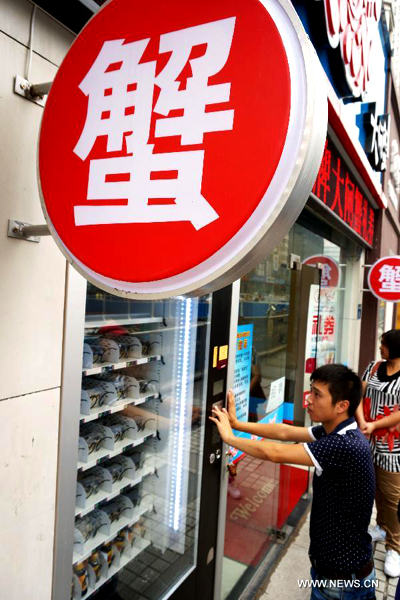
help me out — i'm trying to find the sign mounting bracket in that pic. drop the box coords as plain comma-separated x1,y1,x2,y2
14,76,52,107
7,219,51,243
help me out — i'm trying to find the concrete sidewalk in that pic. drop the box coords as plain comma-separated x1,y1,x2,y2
257,508,399,600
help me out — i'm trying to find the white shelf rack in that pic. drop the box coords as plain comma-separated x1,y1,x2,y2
85,317,163,328
82,354,161,376
71,312,164,596
75,466,155,518
73,504,152,564
77,432,156,473
80,393,157,424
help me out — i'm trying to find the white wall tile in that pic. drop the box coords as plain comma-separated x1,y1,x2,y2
0,34,67,400
0,388,60,600
0,0,75,68
0,0,32,48
34,6,75,68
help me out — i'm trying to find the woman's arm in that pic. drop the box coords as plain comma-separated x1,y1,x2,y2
355,382,368,429
362,410,400,435
355,399,366,429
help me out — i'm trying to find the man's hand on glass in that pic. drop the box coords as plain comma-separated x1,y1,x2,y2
209,403,234,445
226,389,239,429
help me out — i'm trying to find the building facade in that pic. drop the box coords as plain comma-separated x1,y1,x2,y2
0,1,397,600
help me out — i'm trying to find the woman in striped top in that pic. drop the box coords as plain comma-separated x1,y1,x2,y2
357,329,400,578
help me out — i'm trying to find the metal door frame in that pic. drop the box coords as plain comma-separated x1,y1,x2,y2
170,282,239,600
52,265,87,600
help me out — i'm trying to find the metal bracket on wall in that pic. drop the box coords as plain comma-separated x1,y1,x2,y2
13,76,52,107
7,219,50,243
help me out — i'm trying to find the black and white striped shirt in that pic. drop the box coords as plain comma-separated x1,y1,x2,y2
362,361,400,473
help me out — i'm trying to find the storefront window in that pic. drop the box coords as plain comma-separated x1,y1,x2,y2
375,301,395,360
238,237,291,423
222,213,363,599
291,221,361,368
222,235,295,599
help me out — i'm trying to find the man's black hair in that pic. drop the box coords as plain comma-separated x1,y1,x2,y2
381,329,400,360
310,363,362,417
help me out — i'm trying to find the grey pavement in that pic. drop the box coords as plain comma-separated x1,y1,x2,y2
257,506,399,600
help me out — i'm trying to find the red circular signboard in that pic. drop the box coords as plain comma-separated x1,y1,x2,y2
38,0,326,298
303,255,340,288
368,256,400,302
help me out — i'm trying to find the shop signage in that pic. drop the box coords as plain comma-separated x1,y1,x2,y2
387,139,400,210
364,104,390,172
267,377,285,414
231,324,253,464
233,325,253,425
317,0,382,98
303,255,340,288
303,282,337,413
389,139,400,210
368,256,400,302
305,282,337,371
38,0,326,299
303,284,320,408
312,138,375,246
390,140,400,192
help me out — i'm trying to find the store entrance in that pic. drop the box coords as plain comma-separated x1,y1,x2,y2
220,253,321,600
285,262,322,428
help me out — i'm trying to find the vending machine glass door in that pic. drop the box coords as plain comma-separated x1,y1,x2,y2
68,283,212,600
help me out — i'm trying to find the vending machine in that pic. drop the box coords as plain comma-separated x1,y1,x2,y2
52,273,234,600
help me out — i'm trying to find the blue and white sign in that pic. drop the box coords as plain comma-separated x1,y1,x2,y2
233,324,253,424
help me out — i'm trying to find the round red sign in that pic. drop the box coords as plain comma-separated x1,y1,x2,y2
38,0,326,298
303,255,340,288
368,256,400,302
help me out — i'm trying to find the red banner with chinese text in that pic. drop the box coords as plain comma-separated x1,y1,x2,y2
312,138,374,246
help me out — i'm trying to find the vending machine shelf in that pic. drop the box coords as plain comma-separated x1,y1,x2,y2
75,466,155,518
80,393,157,423
83,537,152,600
73,505,152,564
67,288,211,599
77,432,156,473
82,354,161,376
85,317,163,327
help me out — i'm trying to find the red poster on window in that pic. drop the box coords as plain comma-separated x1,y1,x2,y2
303,255,340,288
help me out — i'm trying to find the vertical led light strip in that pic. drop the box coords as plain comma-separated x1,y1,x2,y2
169,297,194,532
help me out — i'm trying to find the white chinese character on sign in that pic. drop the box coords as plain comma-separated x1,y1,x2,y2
73,18,236,230
154,19,235,144
321,263,332,287
74,38,155,158
379,265,400,293
75,145,218,230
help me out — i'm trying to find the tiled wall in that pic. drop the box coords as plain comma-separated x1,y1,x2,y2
0,1,74,597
